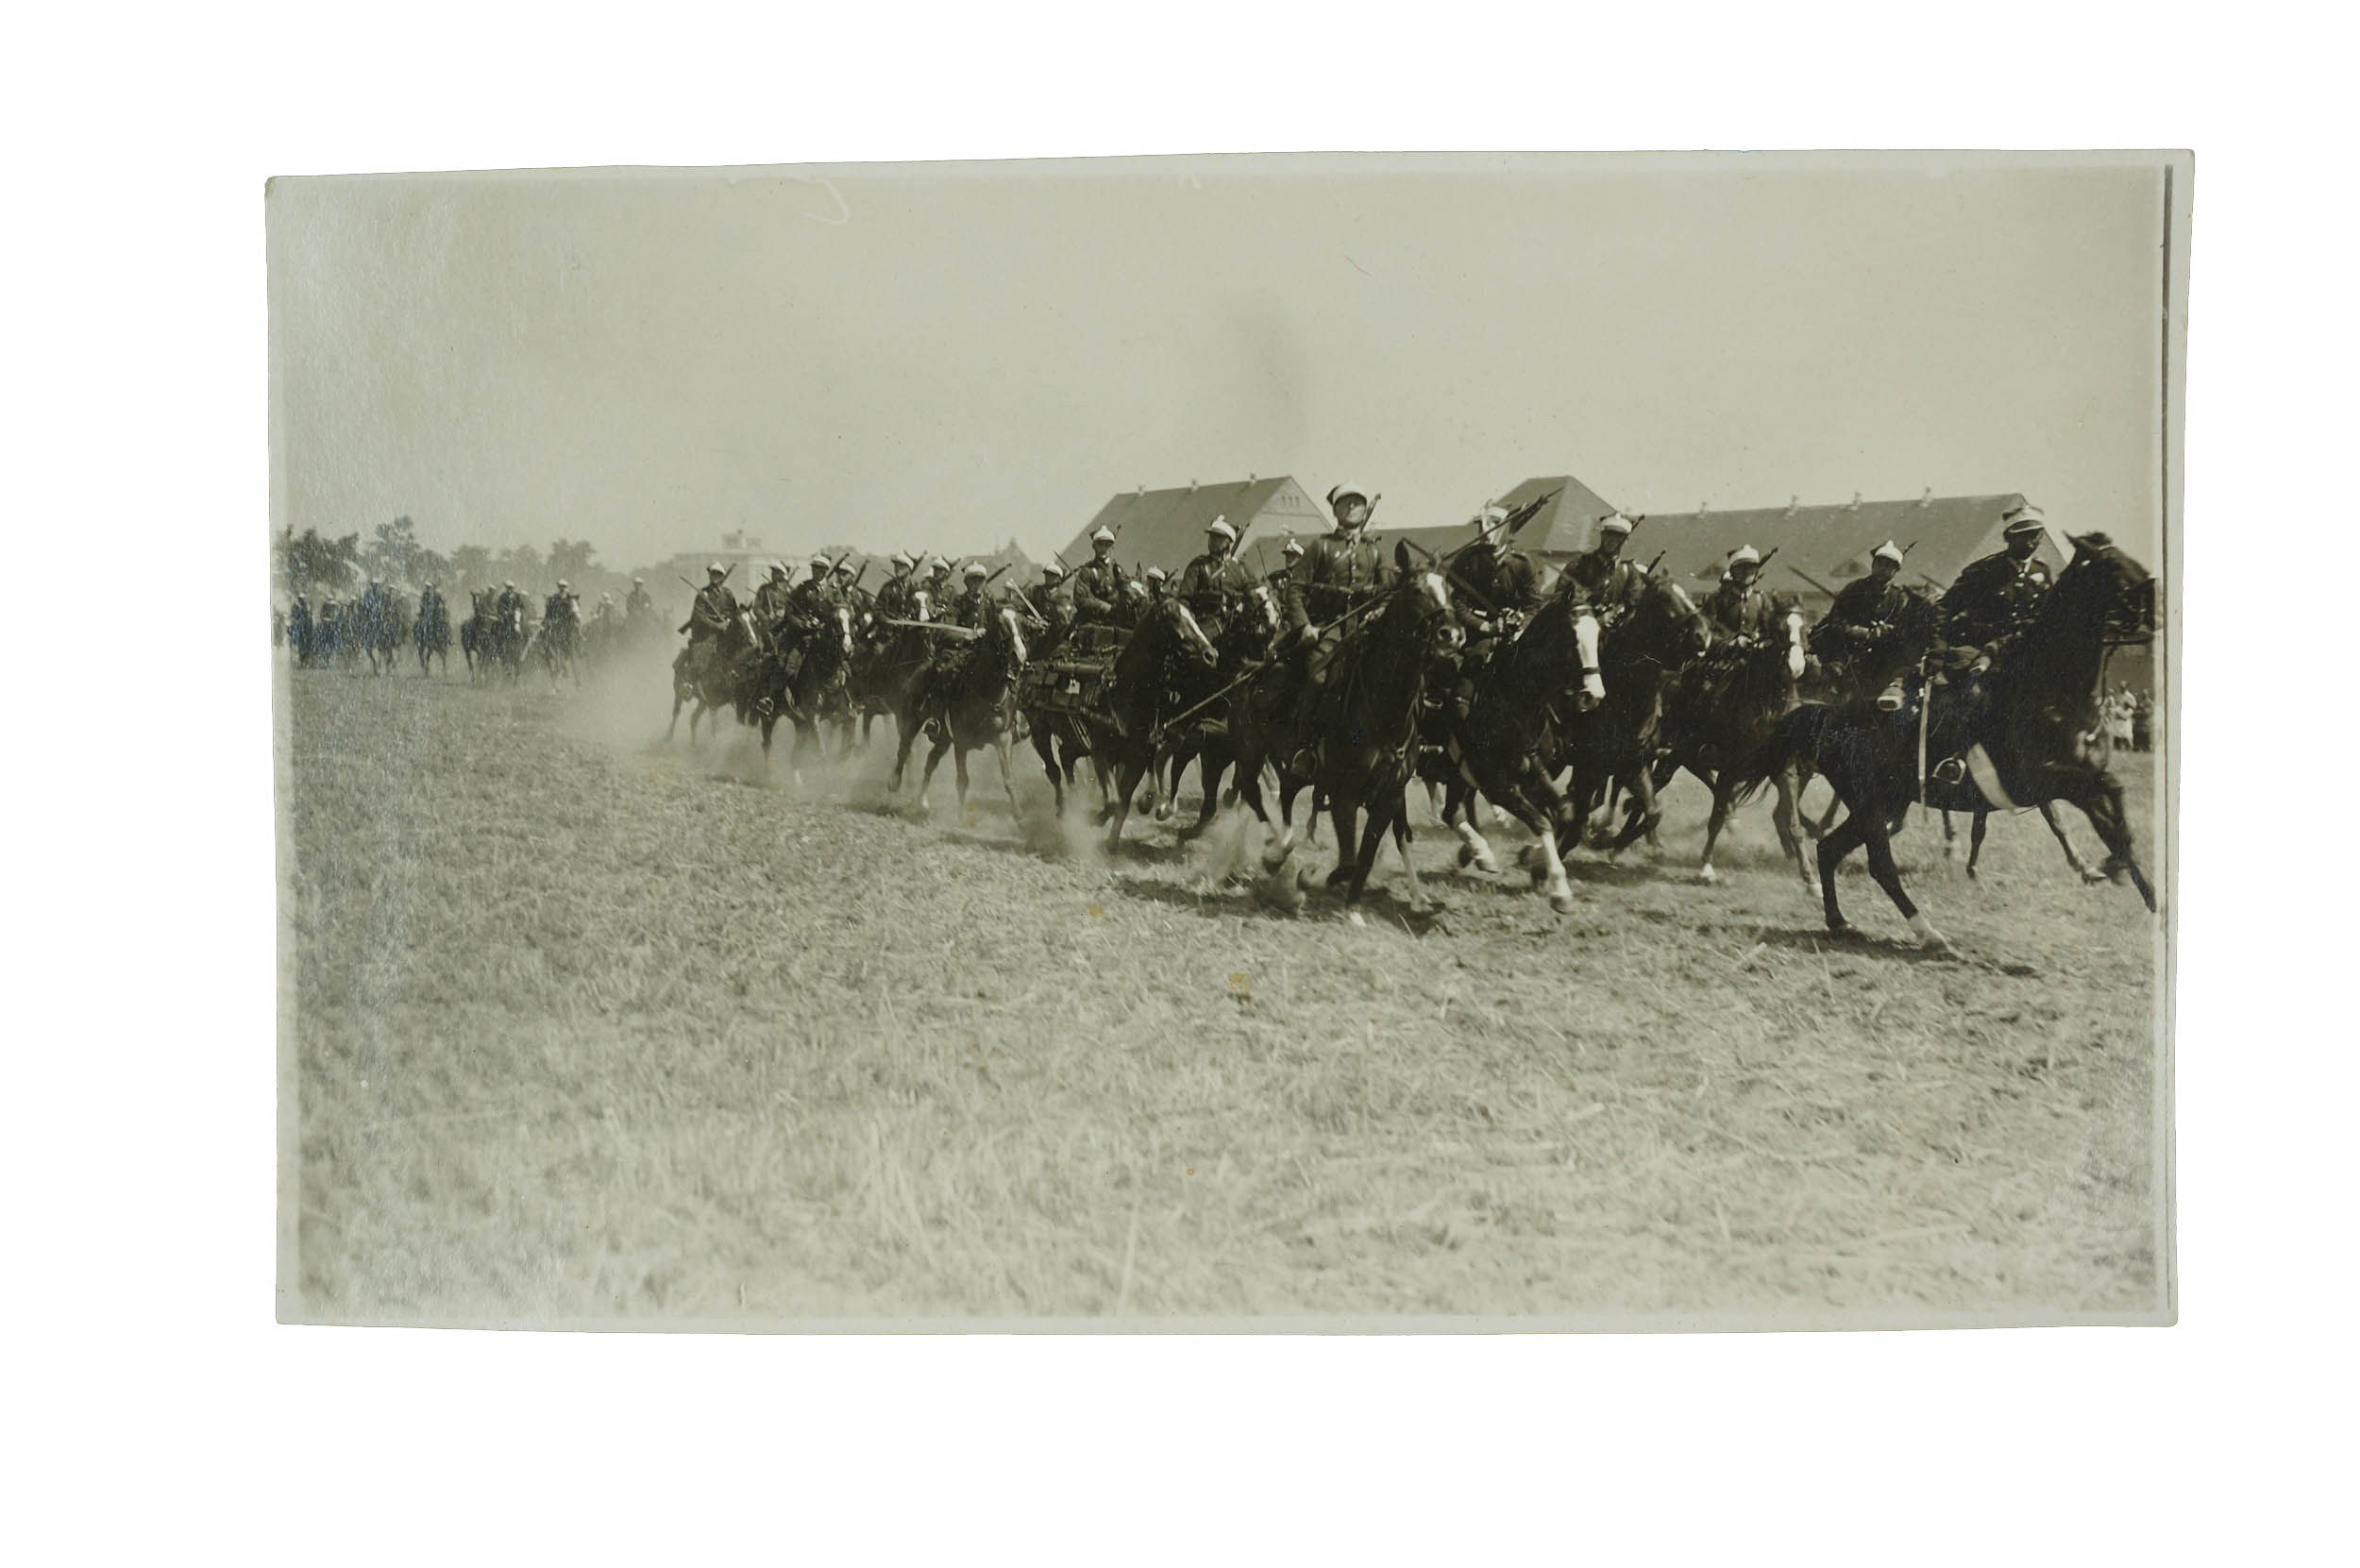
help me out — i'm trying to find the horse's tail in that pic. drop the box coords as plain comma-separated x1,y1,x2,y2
1728,702,1826,809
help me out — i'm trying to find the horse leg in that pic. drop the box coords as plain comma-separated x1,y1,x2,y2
1863,813,1947,951
916,734,951,817
1967,810,1991,879
1771,767,1814,890
994,734,1020,818
1034,729,1064,817
1698,779,1735,884
1445,769,1501,874
2036,799,2105,883
1607,764,1661,857
1324,793,1361,891
1816,809,1870,936
1178,748,1225,843
2061,772,2158,912
887,713,920,798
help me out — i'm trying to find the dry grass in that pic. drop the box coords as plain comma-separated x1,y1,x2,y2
280,656,2168,1326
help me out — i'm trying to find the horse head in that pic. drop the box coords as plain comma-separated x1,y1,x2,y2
834,602,854,657
1779,603,1808,681
995,605,1029,672
1570,602,1606,711
1164,598,1219,669
2062,532,2156,640
912,589,931,622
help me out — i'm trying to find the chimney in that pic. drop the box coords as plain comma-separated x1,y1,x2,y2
1917,488,1933,508
1849,491,1863,512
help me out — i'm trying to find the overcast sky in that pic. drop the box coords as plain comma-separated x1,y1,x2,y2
269,153,2168,571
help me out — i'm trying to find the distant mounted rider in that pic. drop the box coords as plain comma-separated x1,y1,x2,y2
923,556,955,614
1173,515,1256,639
1262,536,1307,597
288,593,314,665
829,557,870,616
1070,526,1125,625
1033,562,1074,643
417,580,447,630
544,580,582,629
1555,513,1645,625
1704,547,1781,647
624,576,654,624
750,560,797,636
494,578,529,629
676,563,741,674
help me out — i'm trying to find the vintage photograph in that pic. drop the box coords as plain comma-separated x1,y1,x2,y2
272,152,2180,1328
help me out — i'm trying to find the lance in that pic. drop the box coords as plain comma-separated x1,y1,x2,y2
1786,566,1841,604
885,617,979,641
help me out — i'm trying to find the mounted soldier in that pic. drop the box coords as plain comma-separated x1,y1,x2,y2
1278,481,1394,761
750,561,796,637
1556,513,1645,624
1174,515,1256,639
1817,540,1913,709
1070,525,1124,625
923,556,955,611
494,579,527,625
1942,503,2054,674
288,593,313,665
1263,536,1307,597
1033,562,1073,641
873,551,920,626
544,580,581,628
624,576,653,624
1142,565,1169,602
1705,546,1781,647
831,557,871,616
417,579,447,631
676,563,740,676
1447,503,1542,722
947,561,999,631
786,555,834,620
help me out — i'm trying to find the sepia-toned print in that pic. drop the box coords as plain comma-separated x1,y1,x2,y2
273,152,2181,1328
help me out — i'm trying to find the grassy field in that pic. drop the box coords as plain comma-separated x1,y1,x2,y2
278,656,2170,1327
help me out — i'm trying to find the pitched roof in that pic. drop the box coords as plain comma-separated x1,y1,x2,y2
1492,475,1627,556
1624,493,2067,598
1061,477,1329,576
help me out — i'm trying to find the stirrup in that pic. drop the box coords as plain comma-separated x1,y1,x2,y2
1876,681,1905,712
1930,754,1968,786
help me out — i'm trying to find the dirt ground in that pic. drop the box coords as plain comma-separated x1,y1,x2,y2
278,656,2169,1326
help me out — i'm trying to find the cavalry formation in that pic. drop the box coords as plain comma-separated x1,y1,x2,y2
284,576,666,683
285,484,2160,949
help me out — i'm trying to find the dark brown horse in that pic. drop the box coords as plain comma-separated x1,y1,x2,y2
742,601,857,784
887,604,1031,818
1229,545,1460,923
1155,583,1283,843
1090,597,1218,851
1558,572,1713,856
667,606,758,743
847,588,936,753
1652,599,1815,885
1750,538,2156,949
1431,588,1607,912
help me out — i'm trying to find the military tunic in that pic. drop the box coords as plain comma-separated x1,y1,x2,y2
1070,555,1125,623
1455,543,1542,623
1705,581,1780,645
1941,549,2051,654
1557,548,1645,621
685,581,739,641
1282,529,1391,635
1173,550,1257,634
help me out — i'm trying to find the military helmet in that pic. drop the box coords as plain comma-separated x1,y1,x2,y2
2001,504,2047,538
1284,538,1306,559
1872,540,1906,566
1205,515,1238,544
1728,547,1761,568
1599,514,1635,537
964,561,988,581
1090,526,1116,546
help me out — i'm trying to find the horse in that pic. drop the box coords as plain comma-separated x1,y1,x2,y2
357,588,407,676
1159,583,1284,844
752,602,857,785
413,596,451,677
1229,543,1460,923
1556,572,1713,857
667,607,758,743
1019,616,1121,821
1089,597,1220,851
1750,537,2156,948
535,612,582,689
847,590,935,754
1430,583,1608,913
1653,599,1815,885
887,604,1031,819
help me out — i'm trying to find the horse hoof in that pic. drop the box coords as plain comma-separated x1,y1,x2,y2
1344,909,1366,928
1456,844,1475,868
1547,885,1576,914
1697,865,1719,885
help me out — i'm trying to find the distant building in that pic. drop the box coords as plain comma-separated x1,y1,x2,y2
1064,477,1329,576
658,529,777,592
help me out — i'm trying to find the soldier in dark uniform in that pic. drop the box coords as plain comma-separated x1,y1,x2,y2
1704,547,1781,647
873,551,919,624
1442,504,1542,721
1070,526,1124,625
1173,516,1257,638
1278,482,1394,759
544,580,582,656
1555,513,1645,624
1941,504,2053,670
1817,540,1912,708
939,563,995,631
676,563,740,675
747,562,794,642
418,580,447,631
832,558,871,617
1263,537,1306,599
288,594,313,666
624,576,653,624
922,557,955,615
1032,563,1073,637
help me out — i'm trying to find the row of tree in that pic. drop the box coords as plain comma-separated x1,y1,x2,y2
276,518,625,605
